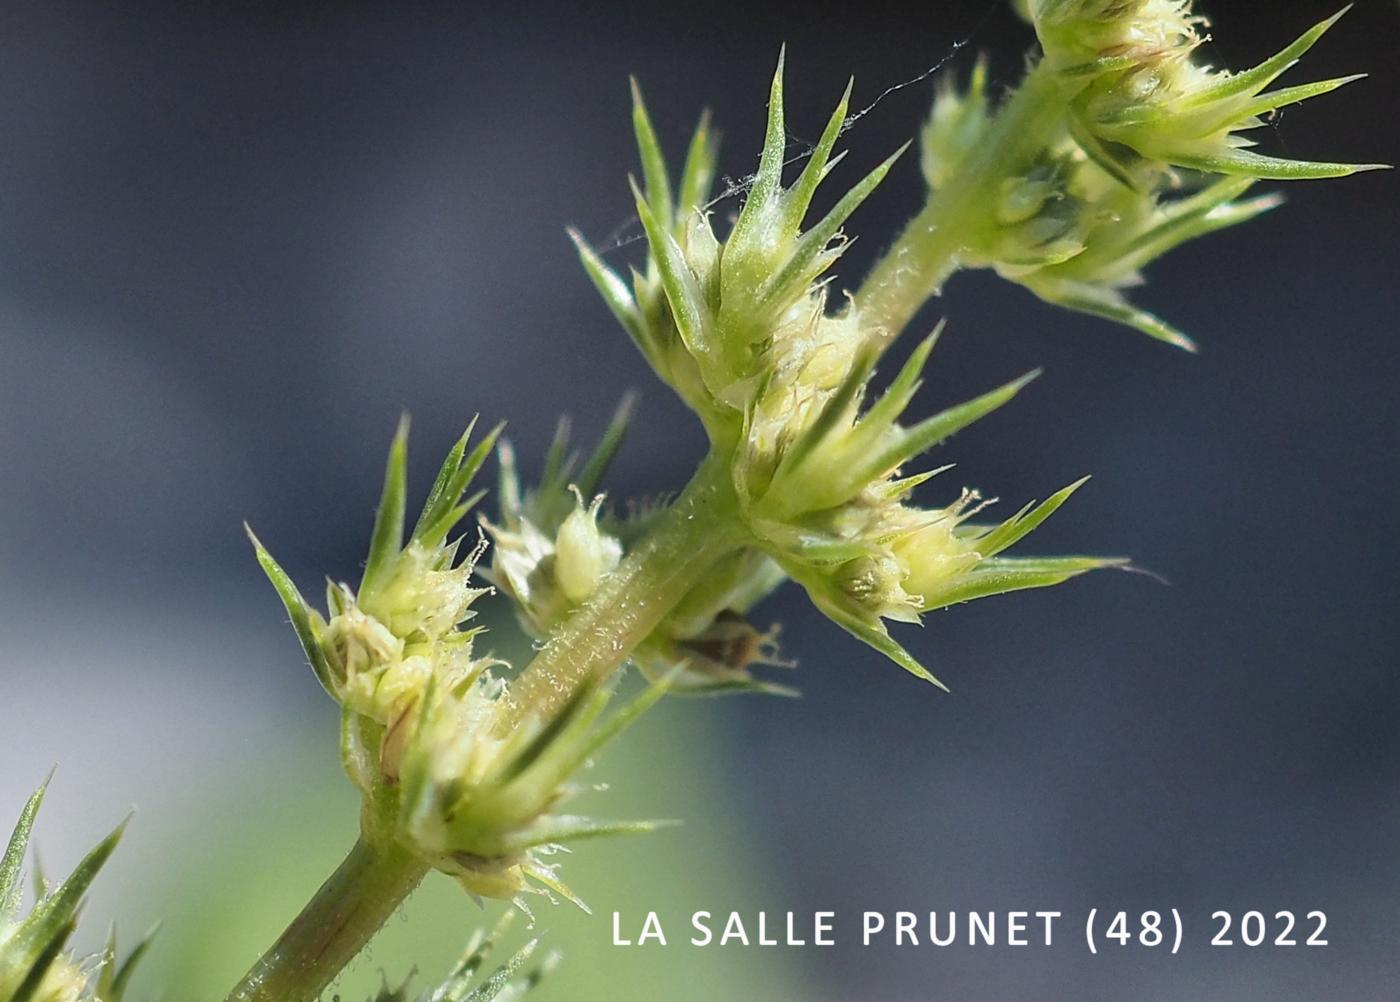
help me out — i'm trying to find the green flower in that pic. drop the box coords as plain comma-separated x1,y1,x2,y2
1026,3,1384,186
573,54,904,442
575,58,1123,687
250,420,669,904
921,3,1385,350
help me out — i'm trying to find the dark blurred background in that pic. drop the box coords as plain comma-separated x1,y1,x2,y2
1,1,1396,999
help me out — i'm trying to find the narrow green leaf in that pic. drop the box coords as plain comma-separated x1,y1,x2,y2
416,422,505,547
459,938,540,1002
1,778,47,919
1237,73,1367,124
568,227,648,350
496,680,610,786
923,555,1126,610
414,416,476,542
786,78,853,225
416,503,471,556
575,392,636,498
1106,177,1275,275
97,923,160,1001
677,109,719,216
630,77,674,229
502,815,676,853
15,821,125,966
1181,6,1352,108
856,325,942,439
246,526,338,697
631,178,712,359
558,670,676,775
745,47,788,217
1027,278,1198,351
973,477,1090,557
1168,146,1388,181
497,439,522,524
360,416,411,596
809,591,948,691
10,921,74,1002
540,414,574,492
762,142,907,304
863,370,1039,482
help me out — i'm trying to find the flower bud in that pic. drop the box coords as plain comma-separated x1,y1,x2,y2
554,490,622,603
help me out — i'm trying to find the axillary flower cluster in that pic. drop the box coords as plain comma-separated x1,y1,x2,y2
927,1,1383,347
212,2,1378,999
249,420,668,908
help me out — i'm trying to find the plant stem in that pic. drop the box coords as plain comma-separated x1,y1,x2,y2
227,454,743,999
501,448,747,728
855,61,1066,342
225,834,427,1002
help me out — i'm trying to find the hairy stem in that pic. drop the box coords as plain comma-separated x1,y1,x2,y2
225,833,427,1002
856,61,1065,342
501,448,747,728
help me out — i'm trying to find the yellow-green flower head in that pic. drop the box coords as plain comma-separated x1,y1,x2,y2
1023,0,1201,76
922,8,1382,352
921,57,993,191
572,54,905,445
1027,3,1382,185
251,420,669,907
387,666,668,904
727,311,1119,689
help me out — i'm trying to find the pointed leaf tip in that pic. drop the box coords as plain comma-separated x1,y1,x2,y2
361,417,412,596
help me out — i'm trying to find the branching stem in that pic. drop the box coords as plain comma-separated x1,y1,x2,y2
228,451,746,997
856,61,1064,342
500,448,748,728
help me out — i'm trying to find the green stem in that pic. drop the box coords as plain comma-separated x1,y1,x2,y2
225,834,428,1002
855,61,1066,342
501,449,747,728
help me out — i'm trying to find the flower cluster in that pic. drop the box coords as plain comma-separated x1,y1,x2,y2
251,420,664,904
573,58,1123,686
924,5,1380,349
0,781,151,1002
1023,3,1379,185
486,399,793,695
